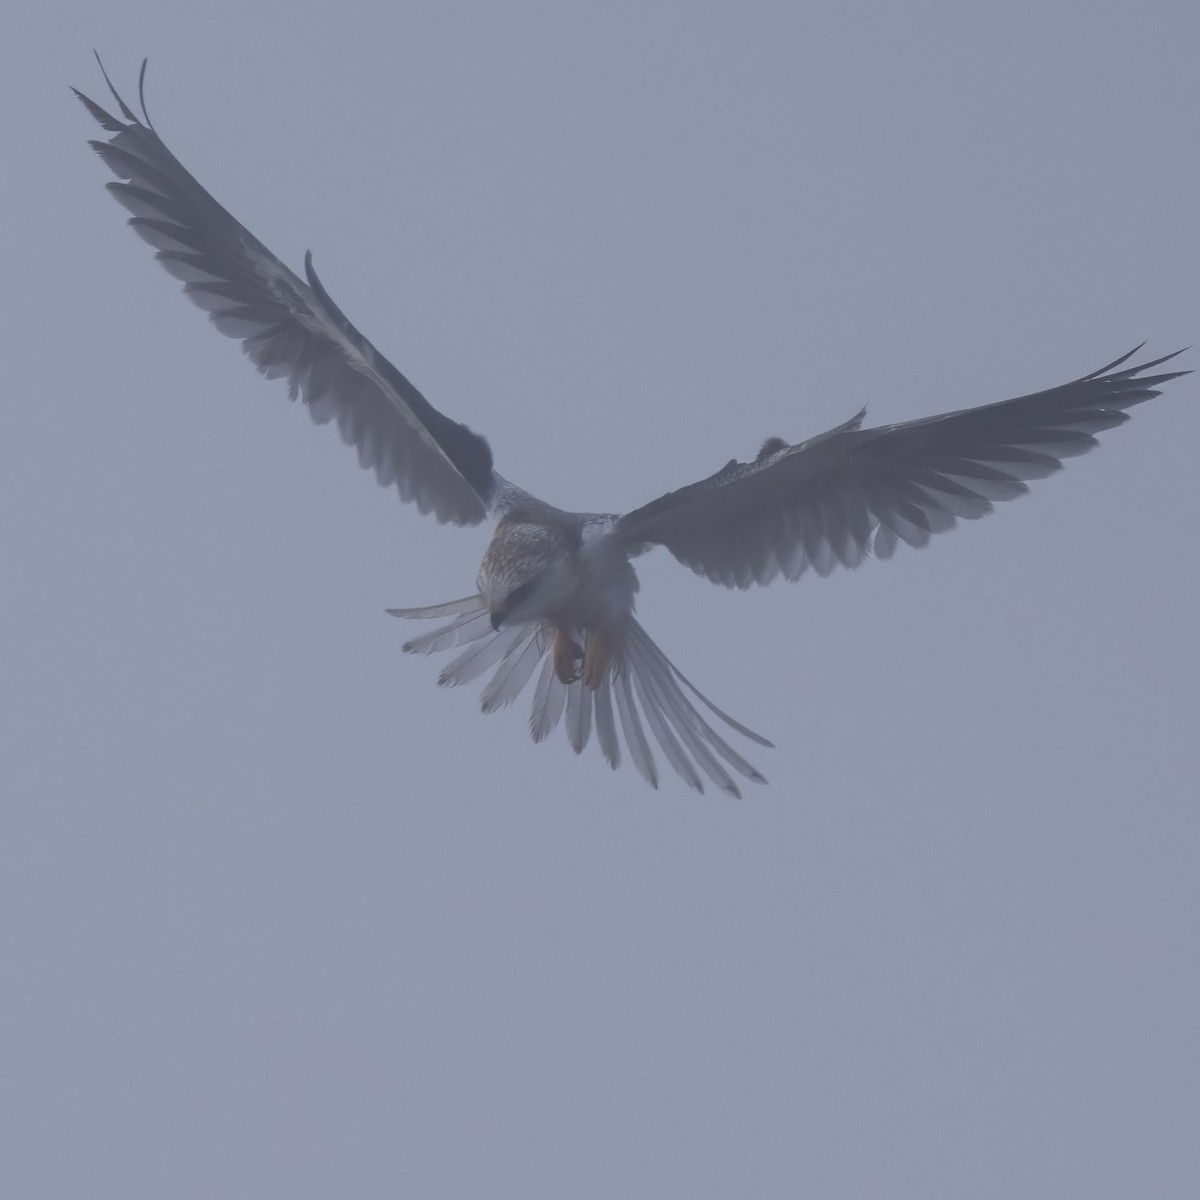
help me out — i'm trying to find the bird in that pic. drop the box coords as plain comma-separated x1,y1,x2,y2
76,59,1189,797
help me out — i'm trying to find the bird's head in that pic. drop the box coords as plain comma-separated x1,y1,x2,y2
479,522,575,631
487,577,539,631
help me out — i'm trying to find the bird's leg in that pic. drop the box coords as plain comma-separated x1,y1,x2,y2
552,624,584,685
582,629,612,691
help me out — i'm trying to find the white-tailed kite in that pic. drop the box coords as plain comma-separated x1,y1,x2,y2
77,61,1189,796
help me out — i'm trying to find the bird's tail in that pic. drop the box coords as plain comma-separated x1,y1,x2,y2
388,597,771,797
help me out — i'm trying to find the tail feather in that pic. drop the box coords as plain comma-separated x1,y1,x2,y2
566,678,593,754
626,624,771,777
592,677,620,770
397,598,494,656
387,595,486,620
390,601,770,795
614,667,659,790
628,639,741,795
631,667,705,792
530,654,566,743
439,623,525,687
661,640,775,748
481,626,547,713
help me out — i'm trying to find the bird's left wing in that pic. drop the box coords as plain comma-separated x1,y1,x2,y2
75,59,495,525
616,348,1188,587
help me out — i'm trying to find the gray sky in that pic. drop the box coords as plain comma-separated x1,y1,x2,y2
4,2,1198,1196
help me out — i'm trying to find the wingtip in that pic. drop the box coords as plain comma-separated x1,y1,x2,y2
1085,343,1185,381
79,52,154,131
137,57,153,127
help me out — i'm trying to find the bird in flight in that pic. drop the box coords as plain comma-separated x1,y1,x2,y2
77,60,1189,797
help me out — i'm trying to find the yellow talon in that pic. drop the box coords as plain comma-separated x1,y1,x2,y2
552,626,583,684
583,630,611,691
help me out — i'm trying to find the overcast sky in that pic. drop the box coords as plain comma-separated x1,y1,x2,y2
4,2,1198,1197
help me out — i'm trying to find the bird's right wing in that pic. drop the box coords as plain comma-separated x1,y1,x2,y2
616,347,1188,587
76,59,495,525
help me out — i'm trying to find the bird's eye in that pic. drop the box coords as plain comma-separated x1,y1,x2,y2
503,580,536,610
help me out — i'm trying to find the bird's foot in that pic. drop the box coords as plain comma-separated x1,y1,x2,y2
553,627,584,685
582,630,612,691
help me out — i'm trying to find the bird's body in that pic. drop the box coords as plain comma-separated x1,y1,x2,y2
77,60,1189,796
479,504,634,687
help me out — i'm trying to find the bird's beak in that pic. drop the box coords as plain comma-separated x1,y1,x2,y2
489,609,504,632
